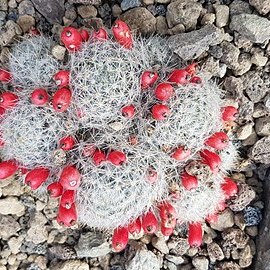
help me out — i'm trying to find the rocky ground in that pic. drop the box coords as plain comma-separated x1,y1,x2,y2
0,0,270,269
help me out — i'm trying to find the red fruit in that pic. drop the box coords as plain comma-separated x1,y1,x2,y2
91,28,108,41
171,146,191,161
205,132,229,150
30,88,49,106
205,213,219,224
221,177,238,199
60,190,75,209
47,182,63,198
59,136,76,151
128,218,142,235
0,107,5,116
107,151,127,166
25,167,50,190
188,222,203,247
146,167,157,184
152,104,170,120
161,225,174,237
200,149,221,174
154,83,174,101
190,76,202,84
59,165,81,190
80,29,90,41
92,150,106,166
141,71,159,90
0,69,12,83
168,69,189,85
61,27,83,51
112,19,133,49
141,211,158,234
82,144,96,157
53,70,70,88
57,203,77,227
29,27,41,36
185,63,197,76
52,88,72,113
0,92,18,109
121,105,135,118
112,227,129,252
221,106,238,122
181,171,198,190
0,160,18,180
159,202,176,220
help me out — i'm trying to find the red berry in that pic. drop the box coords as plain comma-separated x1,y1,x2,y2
112,19,133,49
52,88,72,113
59,135,76,151
171,146,191,161
0,69,12,83
152,104,170,120
25,167,50,190
59,165,81,190
161,225,174,237
112,227,129,252
188,222,203,247
190,76,202,84
57,203,77,227
141,211,158,234
121,105,135,118
30,88,49,106
185,63,197,76
61,27,83,51
92,150,106,166
168,69,189,85
159,202,176,220
29,27,41,36
47,182,63,198
221,106,238,122
91,28,108,41
146,167,157,184
205,132,229,150
200,149,221,174
141,71,159,90
107,151,127,166
128,218,142,235
205,213,219,224
53,70,70,88
221,177,238,199
80,29,90,41
60,190,75,209
0,92,18,109
154,83,174,101
82,144,96,157
0,160,18,180
181,171,198,190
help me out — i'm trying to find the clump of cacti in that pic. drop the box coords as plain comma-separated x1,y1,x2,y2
0,21,240,252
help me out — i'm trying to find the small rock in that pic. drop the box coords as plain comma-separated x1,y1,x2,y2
0,215,20,240
239,245,253,268
120,0,141,11
222,228,250,250
230,14,270,43
237,122,253,140
200,57,220,78
68,0,101,4
77,5,97,18
242,130,258,146
0,0,7,10
166,0,202,30
16,15,35,33
243,206,262,226
0,20,22,47
251,52,268,66
143,0,154,4
156,16,168,35
156,0,170,3
207,242,224,262
220,41,240,70
249,0,270,15
52,260,90,270
112,4,122,17
209,208,234,231
98,3,111,19
9,0,16,9
168,23,185,35
264,93,270,111
201,13,216,25
0,196,25,216
165,254,184,265
245,226,258,237
8,236,24,254
255,116,270,136
215,261,241,270
229,0,252,16
249,136,270,164
192,256,209,270
20,241,47,255
223,76,244,98
48,245,76,260
152,236,169,254
52,45,66,61
168,237,189,256
213,4,229,28
234,213,246,230
208,45,223,59
233,53,252,76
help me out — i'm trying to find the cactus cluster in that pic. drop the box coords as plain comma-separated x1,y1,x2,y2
0,21,240,252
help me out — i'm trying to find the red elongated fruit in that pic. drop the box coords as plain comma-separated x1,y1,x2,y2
185,63,197,76
121,105,135,118
168,69,189,85
107,151,127,166
190,76,202,84
61,27,83,51
52,88,72,113
29,27,41,36
205,213,218,224
128,218,142,235
221,177,238,199
59,135,76,151
25,167,50,190
92,150,106,166
161,225,174,237
112,19,133,49
0,160,18,180
181,171,198,190
53,70,70,88
146,167,157,184
112,227,129,252
80,29,90,41
154,83,174,101
205,132,229,150
57,203,77,227
0,69,12,83
91,28,108,41
59,165,81,190
47,182,63,198
0,92,18,109
221,106,238,122
171,146,191,161
30,88,49,106
188,222,203,247
60,190,75,209
200,149,221,174
141,211,158,234
152,104,170,120
159,202,176,220
141,71,159,90
82,144,96,157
